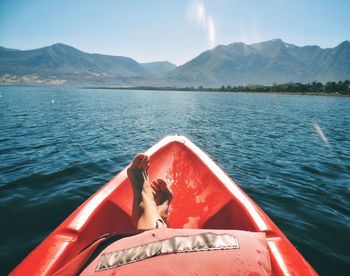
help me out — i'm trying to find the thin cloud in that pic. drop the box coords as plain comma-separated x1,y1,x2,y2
187,0,216,48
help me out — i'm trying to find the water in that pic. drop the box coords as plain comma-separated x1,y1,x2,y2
1,86,349,274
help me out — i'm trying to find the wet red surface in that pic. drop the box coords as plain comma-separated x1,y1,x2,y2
12,136,317,275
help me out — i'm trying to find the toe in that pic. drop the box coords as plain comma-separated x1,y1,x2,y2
155,178,168,191
151,180,161,193
139,155,150,170
129,153,145,169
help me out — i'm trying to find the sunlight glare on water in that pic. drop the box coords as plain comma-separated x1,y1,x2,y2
313,123,330,147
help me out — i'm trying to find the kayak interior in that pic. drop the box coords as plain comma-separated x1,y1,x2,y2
12,136,316,275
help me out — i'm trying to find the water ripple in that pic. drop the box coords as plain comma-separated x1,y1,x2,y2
0,87,350,274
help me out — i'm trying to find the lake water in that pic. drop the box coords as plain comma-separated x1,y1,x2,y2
0,86,349,274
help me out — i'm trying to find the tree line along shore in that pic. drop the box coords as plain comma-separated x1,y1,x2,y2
89,80,350,95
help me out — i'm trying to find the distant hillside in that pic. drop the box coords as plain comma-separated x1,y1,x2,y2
0,43,151,85
167,39,350,87
142,61,176,74
1,40,349,86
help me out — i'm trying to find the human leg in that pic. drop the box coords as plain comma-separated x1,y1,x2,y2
127,154,173,229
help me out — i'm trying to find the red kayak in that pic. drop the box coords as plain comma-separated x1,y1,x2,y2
12,136,317,275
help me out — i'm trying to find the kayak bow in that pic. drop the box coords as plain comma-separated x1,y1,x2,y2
12,135,317,275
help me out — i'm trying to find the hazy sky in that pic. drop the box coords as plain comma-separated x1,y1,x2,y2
1,0,349,65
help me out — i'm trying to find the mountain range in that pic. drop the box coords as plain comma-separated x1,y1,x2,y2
1,39,349,87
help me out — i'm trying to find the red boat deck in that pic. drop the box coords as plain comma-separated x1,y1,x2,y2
12,136,317,275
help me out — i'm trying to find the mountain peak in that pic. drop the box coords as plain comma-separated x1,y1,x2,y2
226,39,286,48
47,43,81,52
50,42,73,47
51,42,68,47
142,61,177,74
257,38,286,46
0,46,19,51
337,40,350,47
270,38,284,43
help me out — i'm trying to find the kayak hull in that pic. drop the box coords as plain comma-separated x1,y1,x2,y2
12,135,317,275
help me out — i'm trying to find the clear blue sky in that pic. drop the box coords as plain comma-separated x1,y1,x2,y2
0,0,349,65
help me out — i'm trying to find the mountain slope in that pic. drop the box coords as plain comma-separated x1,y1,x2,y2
142,61,176,74
0,43,151,85
1,40,349,86
167,39,350,87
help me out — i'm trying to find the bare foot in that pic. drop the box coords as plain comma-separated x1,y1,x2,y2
151,178,173,222
127,153,150,224
127,154,172,228
127,153,149,195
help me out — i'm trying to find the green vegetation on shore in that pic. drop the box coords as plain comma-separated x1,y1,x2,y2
88,80,350,95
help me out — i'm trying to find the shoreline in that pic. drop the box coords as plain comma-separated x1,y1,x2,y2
1,84,349,97
82,86,350,97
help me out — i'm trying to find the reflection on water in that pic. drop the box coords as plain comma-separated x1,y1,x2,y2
314,123,330,147
0,87,349,274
